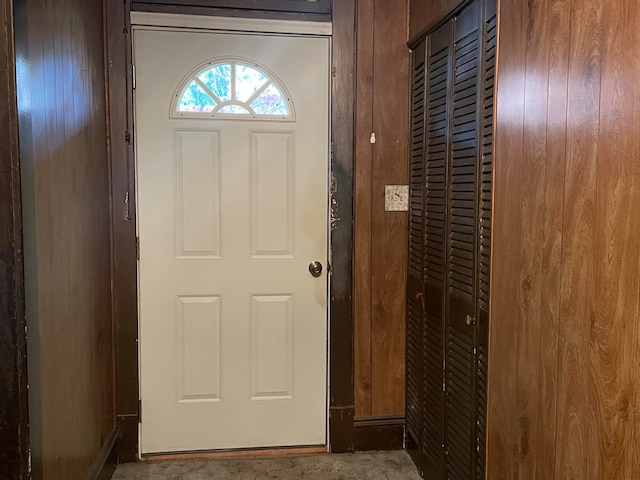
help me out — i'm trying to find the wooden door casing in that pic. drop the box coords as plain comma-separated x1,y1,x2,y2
107,0,359,457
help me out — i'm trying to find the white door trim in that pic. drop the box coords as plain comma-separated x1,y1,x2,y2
130,11,332,36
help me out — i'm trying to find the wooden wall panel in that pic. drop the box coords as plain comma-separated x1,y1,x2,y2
592,0,640,475
534,0,569,476
354,0,409,420
485,0,525,476
370,0,409,418
409,0,461,44
488,0,640,476
514,0,550,474
354,0,374,418
555,0,602,476
15,0,116,477
0,0,29,477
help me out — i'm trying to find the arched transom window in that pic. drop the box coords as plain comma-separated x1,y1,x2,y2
172,59,294,120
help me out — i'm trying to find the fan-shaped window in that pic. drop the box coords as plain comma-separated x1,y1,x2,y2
172,59,294,120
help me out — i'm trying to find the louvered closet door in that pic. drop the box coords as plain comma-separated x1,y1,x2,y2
408,1,494,478
406,39,427,470
421,21,452,480
445,2,481,478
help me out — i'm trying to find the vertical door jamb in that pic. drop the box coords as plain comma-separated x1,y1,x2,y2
0,0,30,476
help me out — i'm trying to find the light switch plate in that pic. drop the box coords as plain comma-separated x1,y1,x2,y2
385,185,409,211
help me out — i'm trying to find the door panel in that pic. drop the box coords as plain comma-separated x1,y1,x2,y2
407,38,427,469
134,29,330,454
422,20,452,480
446,3,480,478
476,2,497,477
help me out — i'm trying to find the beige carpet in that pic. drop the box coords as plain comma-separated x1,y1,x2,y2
113,450,421,480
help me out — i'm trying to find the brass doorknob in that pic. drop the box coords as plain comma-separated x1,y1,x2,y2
309,261,323,278
466,315,476,326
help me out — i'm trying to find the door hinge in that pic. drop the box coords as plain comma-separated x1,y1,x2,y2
125,131,132,145
132,64,136,89
136,236,140,260
138,399,141,423
123,192,131,221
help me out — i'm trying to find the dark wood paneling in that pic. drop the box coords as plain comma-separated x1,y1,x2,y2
0,0,29,477
354,416,404,451
409,0,462,45
354,0,409,422
15,0,116,477
487,0,640,477
354,0,374,418
329,0,356,452
370,0,409,418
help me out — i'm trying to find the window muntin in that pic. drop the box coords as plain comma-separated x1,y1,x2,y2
172,59,294,120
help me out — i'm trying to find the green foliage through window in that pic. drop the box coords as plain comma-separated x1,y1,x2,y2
175,61,292,119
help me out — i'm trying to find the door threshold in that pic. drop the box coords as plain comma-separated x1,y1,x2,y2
141,445,328,462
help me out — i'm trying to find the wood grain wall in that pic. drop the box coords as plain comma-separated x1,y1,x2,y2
354,0,409,420
488,0,640,476
0,0,29,477
409,0,462,44
15,0,116,477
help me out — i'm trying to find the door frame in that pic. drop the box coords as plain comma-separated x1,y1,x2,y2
0,0,30,476
106,0,356,461
132,21,332,454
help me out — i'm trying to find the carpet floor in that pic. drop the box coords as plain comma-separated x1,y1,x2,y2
113,451,421,480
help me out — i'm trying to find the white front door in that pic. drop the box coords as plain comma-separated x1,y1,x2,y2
134,27,329,454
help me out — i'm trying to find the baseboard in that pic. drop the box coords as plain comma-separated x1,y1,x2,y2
354,415,404,452
88,427,119,480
